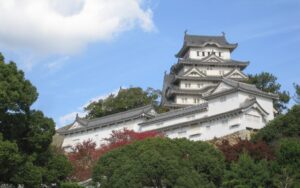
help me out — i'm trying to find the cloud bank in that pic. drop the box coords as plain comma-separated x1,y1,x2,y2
0,0,154,55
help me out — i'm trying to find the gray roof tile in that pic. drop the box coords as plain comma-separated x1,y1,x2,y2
57,105,155,134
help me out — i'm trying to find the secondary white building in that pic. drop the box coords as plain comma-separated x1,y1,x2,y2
57,33,278,150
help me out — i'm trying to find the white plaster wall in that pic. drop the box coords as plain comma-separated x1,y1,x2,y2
238,92,275,121
164,114,244,141
207,92,240,115
175,95,206,105
179,81,215,90
242,109,265,130
188,47,231,60
62,118,145,148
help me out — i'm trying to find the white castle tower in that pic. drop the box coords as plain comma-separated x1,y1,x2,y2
162,33,249,108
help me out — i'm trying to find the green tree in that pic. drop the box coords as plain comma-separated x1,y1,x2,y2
253,105,300,144
293,83,300,104
85,87,160,119
0,53,71,186
223,153,271,188
247,72,290,114
272,138,300,187
0,134,22,183
93,137,224,188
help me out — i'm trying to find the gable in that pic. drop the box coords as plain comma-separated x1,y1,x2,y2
68,122,83,130
211,82,234,94
243,101,269,117
202,54,224,63
225,69,248,79
183,67,206,77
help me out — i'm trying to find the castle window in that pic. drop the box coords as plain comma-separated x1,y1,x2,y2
193,98,201,104
221,119,228,126
212,51,215,55
189,133,201,139
197,51,200,56
202,51,205,56
220,96,227,102
230,124,240,129
208,52,211,55
219,52,222,57
185,83,191,88
197,83,203,88
181,97,188,103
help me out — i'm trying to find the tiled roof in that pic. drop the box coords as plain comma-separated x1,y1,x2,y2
154,97,265,132
57,105,155,134
176,34,238,57
139,102,208,125
205,78,279,100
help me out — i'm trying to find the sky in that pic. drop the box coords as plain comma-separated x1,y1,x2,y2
0,0,299,128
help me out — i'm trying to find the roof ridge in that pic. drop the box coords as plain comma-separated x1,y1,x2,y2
87,104,153,122
153,102,208,118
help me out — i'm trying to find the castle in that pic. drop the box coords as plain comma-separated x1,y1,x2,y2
57,33,278,151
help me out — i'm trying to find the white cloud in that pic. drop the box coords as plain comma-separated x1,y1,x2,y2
47,56,70,70
0,0,154,55
58,88,121,128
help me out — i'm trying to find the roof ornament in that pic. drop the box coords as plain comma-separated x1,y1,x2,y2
184,29,188,35
221,31,226,36
75,113,79,120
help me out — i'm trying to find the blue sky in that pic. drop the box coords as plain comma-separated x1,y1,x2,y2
1,0,299,127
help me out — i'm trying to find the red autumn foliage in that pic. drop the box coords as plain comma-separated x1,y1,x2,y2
67,128,162,181
216,138,275,162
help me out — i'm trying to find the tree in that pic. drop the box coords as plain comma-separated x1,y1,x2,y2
0,53,71,186
253,105,300,144
84,87,160,119
222,153,272,188
247,72,290,114
293,83,300,104
217,139,274,163
93,137,225,188
68,129,161,181
273,138,300,187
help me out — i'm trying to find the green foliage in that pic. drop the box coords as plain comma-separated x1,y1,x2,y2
0,53,72,186
293,83,300,104
85,87,159,119
43,149,73,184
0,56,37,114
0,134,22,183
223,153,271,188
247,72,290,114
93,137,224,188
253,105,300,143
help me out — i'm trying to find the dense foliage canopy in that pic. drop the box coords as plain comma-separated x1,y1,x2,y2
84,87,164,119
0,53,72,187
93,137,225,188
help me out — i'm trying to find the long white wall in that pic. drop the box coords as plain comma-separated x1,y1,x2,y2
60,90,275,151
62,118,144,149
